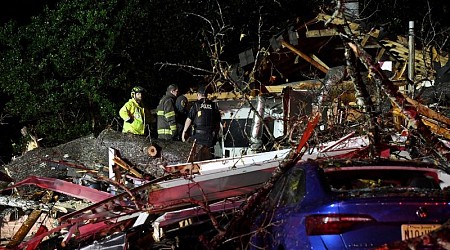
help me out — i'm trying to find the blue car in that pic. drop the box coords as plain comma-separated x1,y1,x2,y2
250,160,450,249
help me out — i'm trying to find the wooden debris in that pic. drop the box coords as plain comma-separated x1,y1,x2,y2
346,35,450,162
6,191,53,248
147,144,160,157
281,40,329,73
405,96,450,127
187,140,197,163
112,156,143,179
20,126,41,153
164,163,200,174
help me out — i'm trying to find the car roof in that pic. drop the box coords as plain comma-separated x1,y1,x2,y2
323,165,439,173
313,159,441,172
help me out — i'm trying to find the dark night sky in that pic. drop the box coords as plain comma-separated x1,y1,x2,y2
0,0,56,25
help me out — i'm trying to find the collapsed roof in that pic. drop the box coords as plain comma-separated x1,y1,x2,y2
257,13,449,86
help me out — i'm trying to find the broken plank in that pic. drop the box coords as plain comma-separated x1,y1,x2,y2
316,13,360,31
281,40,328,73
113,156,143,178
421,118,450,140
310,54,330,71
405,97,450,127
305,29,338,37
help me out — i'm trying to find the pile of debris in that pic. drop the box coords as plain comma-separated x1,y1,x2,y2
0,129,195,248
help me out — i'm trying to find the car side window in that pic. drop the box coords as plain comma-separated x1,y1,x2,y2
279,168,305,205
268,173,289,207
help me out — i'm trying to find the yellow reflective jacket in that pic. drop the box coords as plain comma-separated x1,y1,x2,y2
119,98,146,135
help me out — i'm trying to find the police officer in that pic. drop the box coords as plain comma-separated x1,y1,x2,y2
119,86,148,135
182,85,221,161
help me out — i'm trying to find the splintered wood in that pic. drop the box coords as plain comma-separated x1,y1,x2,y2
112,156,143,178
164,163,200,174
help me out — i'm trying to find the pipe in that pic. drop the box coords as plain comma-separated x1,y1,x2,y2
408,21,415,96
250,95,265,149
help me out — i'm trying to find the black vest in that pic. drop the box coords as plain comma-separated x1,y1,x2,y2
194,98,217,132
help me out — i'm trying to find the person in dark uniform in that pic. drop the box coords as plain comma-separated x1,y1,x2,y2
156,84,178,140
182,85,221,161
175,94,189,141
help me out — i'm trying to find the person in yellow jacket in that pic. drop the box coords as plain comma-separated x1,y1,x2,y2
156,84,179,140
119,86,148,135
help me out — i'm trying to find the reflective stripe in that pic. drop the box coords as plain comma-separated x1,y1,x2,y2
157,110,175,118
157,129,172,135
170,125,177,131
165,111,175,118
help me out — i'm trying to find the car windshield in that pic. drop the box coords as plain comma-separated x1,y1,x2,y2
325,168,441,192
